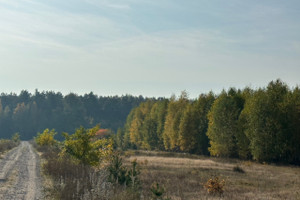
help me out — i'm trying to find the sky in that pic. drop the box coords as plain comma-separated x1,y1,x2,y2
0,0,299,98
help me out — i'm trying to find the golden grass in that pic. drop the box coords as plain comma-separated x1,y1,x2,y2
124,152,300,200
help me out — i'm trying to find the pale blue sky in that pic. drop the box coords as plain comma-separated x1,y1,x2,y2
0,0,299,98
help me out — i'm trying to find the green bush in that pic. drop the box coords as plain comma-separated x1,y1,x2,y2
62,126,113,166
107,153,141,189
35,129,57,147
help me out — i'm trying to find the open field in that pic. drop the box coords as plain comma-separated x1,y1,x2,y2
123,151,300,200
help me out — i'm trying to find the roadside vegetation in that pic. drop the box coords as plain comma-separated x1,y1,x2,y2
32,126,300,200
0,133,20,155
34,126,155,200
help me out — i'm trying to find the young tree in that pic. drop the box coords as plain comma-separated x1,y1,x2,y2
62,125,113,166
35,129,57,146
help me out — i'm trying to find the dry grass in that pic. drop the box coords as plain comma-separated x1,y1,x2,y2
123,151,300,200
0,140,18,154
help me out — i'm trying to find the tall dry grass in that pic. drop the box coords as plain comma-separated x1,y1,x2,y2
124,151,300,200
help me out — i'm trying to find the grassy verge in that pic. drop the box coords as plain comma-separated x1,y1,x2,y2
0,138,20,156
35,145,113,200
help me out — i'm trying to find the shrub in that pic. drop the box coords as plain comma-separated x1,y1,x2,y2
35,129,57,147
62,126,113,166
204,176,225,195
108,153,128,185
11,133,20,144
150,182,165,198
233,165,245,173
43,151,112,200
107,154,140,189
127,159,140,189
0,139,17,153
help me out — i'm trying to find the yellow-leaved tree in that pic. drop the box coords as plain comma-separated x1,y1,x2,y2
62,125,113,166
35,129,57,146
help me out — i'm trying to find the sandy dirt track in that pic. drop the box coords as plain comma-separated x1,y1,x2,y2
0,141,42,200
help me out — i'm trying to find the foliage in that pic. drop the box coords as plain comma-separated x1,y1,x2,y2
107,153,141,189
11,132,20,144
122,99,168,151
163,92,189,150
127,159,141,189
204,176,225,195
150,182,171,200
206,89,245,157
35,128,57,146
179,93,215,154
120,80,300,164
108,153,129,185
62,125,113,166
242,80,298,163
0,91,147,140
42,150,112,200
0,139,18,153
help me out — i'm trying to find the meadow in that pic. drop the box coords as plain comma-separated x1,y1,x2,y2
123,151,300,200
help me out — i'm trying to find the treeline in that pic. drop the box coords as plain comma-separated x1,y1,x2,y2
0,90,148,140
117,80,300,164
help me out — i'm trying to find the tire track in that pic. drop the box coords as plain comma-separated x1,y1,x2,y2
0,142,24,181
0,141,42,199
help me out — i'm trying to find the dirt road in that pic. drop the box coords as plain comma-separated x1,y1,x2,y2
0,141,42,199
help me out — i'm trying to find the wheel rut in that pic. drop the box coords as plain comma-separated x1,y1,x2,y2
0,141,42,200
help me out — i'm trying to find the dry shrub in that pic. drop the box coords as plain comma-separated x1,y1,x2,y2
204,176,225,195
0,139,18,153
42,151,112,200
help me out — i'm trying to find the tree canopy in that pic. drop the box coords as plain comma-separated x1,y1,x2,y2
118,80,300,165
0,91,148,140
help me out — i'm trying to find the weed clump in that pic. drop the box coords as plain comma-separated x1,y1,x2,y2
204,176,225,195
150,182,165,198
233,165,245,173
0,133,20,153
150,182,171,200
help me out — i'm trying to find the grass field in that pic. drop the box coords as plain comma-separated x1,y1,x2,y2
123,151,300,200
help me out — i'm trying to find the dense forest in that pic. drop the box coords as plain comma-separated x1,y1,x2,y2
1,80,299,164
0,90,148,140
117,80,300,164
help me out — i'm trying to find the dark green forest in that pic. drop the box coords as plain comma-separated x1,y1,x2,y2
117,80,300,164
0,90,149,140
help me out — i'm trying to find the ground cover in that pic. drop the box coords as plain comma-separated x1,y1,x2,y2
123,151,300,200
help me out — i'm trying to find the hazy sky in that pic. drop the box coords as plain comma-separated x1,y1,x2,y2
0,0,299,98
